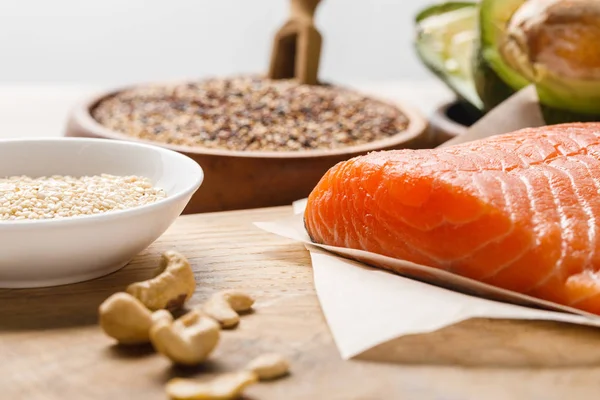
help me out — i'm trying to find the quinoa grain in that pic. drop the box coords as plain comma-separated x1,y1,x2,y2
92,75,410,152
0,174,166,221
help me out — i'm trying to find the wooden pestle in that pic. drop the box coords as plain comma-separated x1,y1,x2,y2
268,0,323,85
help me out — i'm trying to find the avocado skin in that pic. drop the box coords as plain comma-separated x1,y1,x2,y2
473,41,516,113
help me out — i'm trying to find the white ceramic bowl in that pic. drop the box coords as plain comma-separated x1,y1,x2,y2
0,138,203,288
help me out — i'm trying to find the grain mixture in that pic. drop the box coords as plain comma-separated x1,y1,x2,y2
92,75,410,152
0,174,166,221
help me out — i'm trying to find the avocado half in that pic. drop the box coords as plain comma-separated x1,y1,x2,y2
414,1,483,118
477,0,600,122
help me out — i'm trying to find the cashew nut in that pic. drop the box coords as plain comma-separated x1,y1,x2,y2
150,309,220,365
201,290,254,329
126,250,196,311
245,353,290,380
98,292,174,345
166,371,258,400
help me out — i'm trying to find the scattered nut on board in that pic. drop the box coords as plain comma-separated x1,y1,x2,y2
99,292,174,345
127,250,196,311
98,250,290,397
166,371,258,400
201,290,255,329
150,309,221,366
245,353,290,380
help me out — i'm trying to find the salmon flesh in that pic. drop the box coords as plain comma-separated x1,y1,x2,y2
304,123,600,314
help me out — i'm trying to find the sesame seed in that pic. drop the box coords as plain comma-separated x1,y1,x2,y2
0,174,166,222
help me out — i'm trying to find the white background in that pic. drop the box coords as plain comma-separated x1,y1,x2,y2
0,0,436,86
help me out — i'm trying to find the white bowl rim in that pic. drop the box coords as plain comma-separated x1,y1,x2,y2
0,137,204,229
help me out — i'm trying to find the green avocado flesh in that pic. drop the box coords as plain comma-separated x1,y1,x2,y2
415,2,483,111
479,0,600,117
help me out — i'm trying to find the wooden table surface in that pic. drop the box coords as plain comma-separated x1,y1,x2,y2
3,206,600,400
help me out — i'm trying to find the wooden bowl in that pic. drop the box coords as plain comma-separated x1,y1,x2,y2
429,99,482,146
64,84,430,214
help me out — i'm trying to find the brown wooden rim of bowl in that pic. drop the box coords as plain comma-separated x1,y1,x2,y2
69,81,429,160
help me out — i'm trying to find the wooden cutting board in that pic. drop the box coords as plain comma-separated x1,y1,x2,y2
2,206,600,400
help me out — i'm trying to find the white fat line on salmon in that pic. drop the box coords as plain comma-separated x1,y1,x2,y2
465,133,593,173
451,172,517,268
375,209,446,267
481,169,556,284
516,134,600,299
569,270,600,307
551,155,600,305
365,174,448,266
526,166,574,294
474,172,529,280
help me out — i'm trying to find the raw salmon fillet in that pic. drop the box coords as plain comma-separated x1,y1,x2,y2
304,123,600,314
